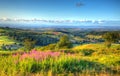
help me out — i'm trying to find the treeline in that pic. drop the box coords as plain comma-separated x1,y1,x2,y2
2,28,58,46
40,35,73,51
102,31,120,48
1,27,120,47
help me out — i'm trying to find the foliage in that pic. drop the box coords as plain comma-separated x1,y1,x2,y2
55,35,73,49
40,35,73,50
102,32,120,48
61,49,78,54
23,39,36,51
80,49,95,56
1,27,58,46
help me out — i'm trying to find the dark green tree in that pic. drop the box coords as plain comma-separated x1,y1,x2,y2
102,32,120,48
1,44,6,50
55,35,73,49
23,39,36,51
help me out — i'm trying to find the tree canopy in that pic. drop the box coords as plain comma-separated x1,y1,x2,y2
55,35,73,49
102,32,120,47
24,39,36,51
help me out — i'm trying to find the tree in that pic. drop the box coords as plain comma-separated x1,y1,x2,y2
102,32,120,48
55,35,73,49
23,39,36,51
1,44,6,50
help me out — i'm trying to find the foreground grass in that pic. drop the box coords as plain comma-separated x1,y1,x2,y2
0,53,114,76
0,44,120,76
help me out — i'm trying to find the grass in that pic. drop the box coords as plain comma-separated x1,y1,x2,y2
0,43,120,76
0,52,112,76
73,43,105,50
73,43,120,51
0,36,17,45
86,35,102,39
0,36,20,50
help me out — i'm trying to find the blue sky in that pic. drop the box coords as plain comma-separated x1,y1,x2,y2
0,0,120,25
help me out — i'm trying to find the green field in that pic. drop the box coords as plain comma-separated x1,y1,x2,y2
0,36,17,45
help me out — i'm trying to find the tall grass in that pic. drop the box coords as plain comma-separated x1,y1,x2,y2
0,50,120,76
0,43,120,76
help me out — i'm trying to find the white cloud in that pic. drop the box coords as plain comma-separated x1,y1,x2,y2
0,18,119,26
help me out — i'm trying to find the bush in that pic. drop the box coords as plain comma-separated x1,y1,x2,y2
80,49,95,56
61,49,82,54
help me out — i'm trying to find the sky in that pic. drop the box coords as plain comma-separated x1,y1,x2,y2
0,0,120,25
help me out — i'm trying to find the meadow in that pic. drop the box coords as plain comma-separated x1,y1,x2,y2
0,43,120,76
0,36,16,45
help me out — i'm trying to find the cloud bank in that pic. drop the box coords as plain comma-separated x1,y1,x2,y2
0,18,120,26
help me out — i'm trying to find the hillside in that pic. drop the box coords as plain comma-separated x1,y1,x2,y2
73,43,120,50
0,27,120,76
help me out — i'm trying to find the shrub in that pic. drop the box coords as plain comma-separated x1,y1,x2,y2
80,49,95,56
61,49,80,54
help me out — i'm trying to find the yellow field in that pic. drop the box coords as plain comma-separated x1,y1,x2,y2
72,43,120,50
0,36,16,45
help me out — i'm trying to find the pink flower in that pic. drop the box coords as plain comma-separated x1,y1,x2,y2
13,50,61,61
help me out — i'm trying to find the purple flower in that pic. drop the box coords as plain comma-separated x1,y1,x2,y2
13,50,61,61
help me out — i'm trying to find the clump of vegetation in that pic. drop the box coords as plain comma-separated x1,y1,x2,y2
61,49,77,53
23,39,36,51
40,35,73,51
55,35,73,49
102,32,120,48
80,49,95,56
